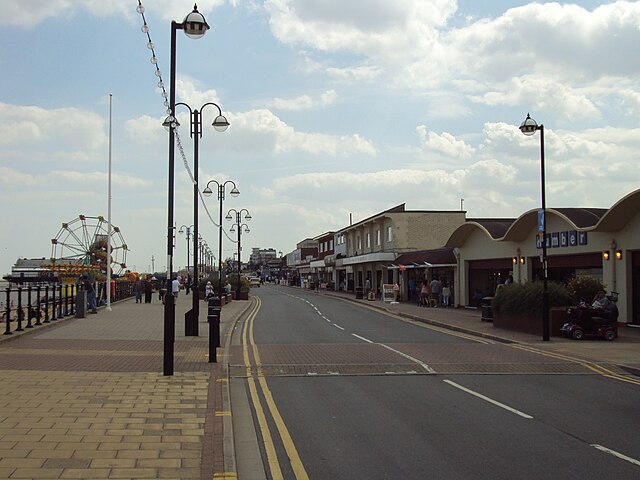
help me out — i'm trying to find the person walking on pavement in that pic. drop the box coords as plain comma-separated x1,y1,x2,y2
144,280,152,304
441,282,451,308
134,278,143,303
420,280,430,307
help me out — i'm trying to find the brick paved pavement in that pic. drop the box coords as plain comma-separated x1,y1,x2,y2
0,293,251,480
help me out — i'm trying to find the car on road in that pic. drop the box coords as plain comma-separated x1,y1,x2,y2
249,276,260,287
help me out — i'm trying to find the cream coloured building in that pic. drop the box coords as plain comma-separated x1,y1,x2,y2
446,189,640,326
334,204,466,295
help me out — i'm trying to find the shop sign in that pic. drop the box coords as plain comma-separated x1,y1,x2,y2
382,284,396,303
536,231,587,249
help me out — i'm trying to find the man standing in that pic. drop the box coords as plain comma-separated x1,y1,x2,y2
134,277,143,303
82,274,98,314
430,276,441,307
172,276,180,299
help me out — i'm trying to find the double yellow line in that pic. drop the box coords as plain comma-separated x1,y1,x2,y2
511,344,640,386
242,297,309,480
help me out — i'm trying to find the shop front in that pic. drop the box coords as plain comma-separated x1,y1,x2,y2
390,248,457,305
446,188,640,324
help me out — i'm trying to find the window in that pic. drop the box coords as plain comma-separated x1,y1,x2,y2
357,236,361,250
386,226,393,242
366,233,371,248
376,229,381,246
329,239,334,250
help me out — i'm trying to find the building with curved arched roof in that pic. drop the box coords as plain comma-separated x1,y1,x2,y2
445,189,640,326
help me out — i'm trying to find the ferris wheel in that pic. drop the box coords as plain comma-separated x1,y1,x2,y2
49,215,129,277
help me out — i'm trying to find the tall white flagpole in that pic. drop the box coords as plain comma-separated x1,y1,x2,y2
106,93,113,311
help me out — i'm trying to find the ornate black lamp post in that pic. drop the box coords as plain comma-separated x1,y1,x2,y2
164,4,222,375
520,113,549,342
226,208,251,300
178,224,194,274
203,180,239,301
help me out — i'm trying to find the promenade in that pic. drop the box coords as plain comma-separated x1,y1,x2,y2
0,286,638,479
0,292,251,480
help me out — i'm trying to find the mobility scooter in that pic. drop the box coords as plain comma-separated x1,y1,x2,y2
561,292,618,341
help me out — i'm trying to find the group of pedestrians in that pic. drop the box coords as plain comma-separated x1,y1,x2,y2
134,278,154,304
418,276,452,308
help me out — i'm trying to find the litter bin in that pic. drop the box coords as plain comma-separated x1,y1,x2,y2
75,289,87,318
481,296,494,322
355,286,364,299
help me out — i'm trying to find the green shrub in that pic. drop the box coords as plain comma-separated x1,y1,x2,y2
492,281,576,317
565,275,605,303
225,272,251,291
197,273,252,293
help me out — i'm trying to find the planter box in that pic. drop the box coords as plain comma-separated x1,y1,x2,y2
239,291,249,301
494,307,568,336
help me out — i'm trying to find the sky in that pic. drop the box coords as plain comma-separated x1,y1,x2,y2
1,0,639,276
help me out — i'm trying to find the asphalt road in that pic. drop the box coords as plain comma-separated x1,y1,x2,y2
230,285,640,479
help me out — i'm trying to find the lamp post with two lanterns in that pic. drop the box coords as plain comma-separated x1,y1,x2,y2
519,113,549,342
203,180,240,301
226,208,251,300
164,101,228,337
178,224,194,276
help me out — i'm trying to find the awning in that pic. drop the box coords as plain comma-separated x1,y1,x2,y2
387,261,433,270
341,252,398,266
389,248,457,270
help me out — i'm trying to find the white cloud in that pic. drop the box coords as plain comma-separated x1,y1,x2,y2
265,89,337,111
266,0,455,58
620,89,640,116
0,102,106,162
469,75,601,120
0,166,151,192
125,106,377,159
325,65,383,82
227,109,376,156
0,0,226,27
417,125,475,159
266,1,640,124
175,78,223,111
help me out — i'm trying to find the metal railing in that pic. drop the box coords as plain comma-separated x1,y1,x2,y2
1,281,135,336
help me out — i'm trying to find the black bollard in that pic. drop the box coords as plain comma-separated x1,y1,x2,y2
213,306,221,347
163,292,175,376
207,311,220,363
